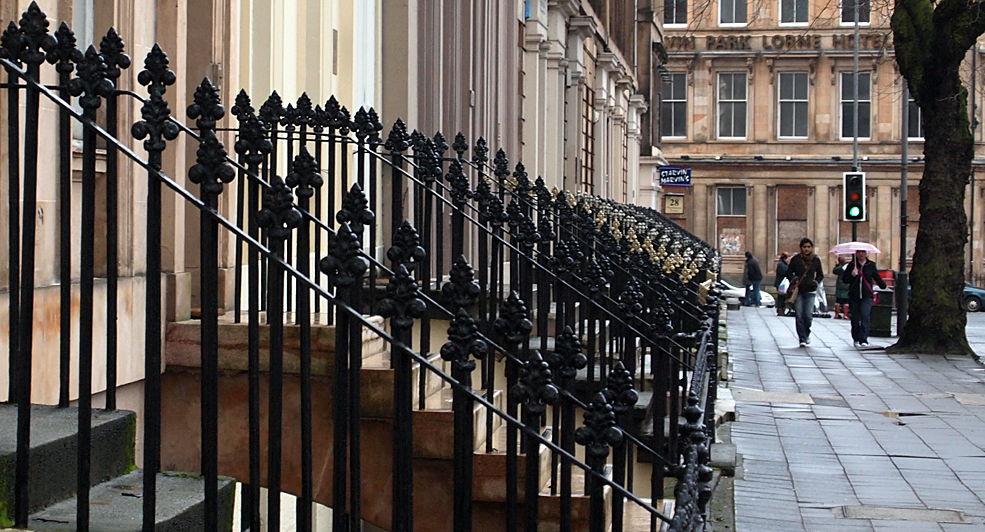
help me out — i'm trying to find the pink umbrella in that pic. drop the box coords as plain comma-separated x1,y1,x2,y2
829,241,881,255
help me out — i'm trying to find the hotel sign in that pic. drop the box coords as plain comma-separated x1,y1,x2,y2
666,33,892,52
659,166,692,186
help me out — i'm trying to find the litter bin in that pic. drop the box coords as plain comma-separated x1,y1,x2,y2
870,288,895,337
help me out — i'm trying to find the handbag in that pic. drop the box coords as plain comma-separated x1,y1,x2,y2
862,274,878,304
786,283,799,307
778,277,790,294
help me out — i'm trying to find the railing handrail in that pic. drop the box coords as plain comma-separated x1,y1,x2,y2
1,54,687,525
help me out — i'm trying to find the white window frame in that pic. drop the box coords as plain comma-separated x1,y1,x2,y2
840,71,872,140
840,0,870,26
779,0,809,25
661,72,688,139
665,0,688,27
717,72,748,140
777,72,809,140
907,95,925,140
717,187,747,216
72,0,96,142
719,0,748,26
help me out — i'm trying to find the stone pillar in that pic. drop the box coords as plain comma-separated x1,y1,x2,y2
522,4,548,178
380,0,419,250
543,1,578,191
155,0,190,321
564,16,596,191
753,184,768,262
628,94,648,205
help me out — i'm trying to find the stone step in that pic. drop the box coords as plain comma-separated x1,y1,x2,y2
0,404,136,519
361,351,449,418
620,498,675,532
164,315,387,376
27,470,235,531
413,387,505,460
472,425,554,502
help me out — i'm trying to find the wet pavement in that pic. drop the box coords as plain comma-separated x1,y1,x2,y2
725,307,985,531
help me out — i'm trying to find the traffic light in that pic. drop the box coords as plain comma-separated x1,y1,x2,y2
843,172,866,222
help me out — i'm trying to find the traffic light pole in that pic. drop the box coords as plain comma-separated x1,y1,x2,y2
897,85,910,336
852,0,860,245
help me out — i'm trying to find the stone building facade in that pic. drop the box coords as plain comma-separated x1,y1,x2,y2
655,0,985,283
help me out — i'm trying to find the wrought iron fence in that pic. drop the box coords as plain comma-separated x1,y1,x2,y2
0,4,721,532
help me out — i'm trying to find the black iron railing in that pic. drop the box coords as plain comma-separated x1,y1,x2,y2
0,4,721,532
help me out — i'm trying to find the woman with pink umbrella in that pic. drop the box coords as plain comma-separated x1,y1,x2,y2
834,242,887,346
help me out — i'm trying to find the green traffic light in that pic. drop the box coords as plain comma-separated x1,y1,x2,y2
849,206,861,218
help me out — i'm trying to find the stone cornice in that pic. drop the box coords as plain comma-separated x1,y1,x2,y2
549,0,581,18
568,16,597,40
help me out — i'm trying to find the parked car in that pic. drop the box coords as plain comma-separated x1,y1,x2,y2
964,284,985,312
899,275,985,312
719,280,775,308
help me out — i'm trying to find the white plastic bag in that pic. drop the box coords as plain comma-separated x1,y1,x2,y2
778,277,790,295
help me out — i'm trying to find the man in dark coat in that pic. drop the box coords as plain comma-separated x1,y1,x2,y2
785,238,824,347
743,251,764,307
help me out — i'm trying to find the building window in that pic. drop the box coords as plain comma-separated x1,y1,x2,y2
661,72,687,138
717,72,747,139
665,0,687,25
840,71,871,139
778,72,808,139
908,96,924,139
72,0,95,141
841,0,870,24
780,0,808,24
717,187,746,255
580,83,596,195
720,0,747,25
717,187,747,216
621,125,629,202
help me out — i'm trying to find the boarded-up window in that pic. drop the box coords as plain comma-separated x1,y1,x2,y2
776,186,808,257
838,185,871,244
717,186,746,255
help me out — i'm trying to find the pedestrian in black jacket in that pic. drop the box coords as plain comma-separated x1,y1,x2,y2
743,251,764,307
785,238,824,346
840,250,887,346
774,252,790,315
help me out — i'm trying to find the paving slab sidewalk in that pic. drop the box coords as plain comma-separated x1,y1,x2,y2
726,307,985,532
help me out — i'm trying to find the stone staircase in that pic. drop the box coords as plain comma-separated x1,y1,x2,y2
0,404,234,531
156,316,670,531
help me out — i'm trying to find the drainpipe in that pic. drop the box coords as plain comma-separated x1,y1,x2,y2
898,84,909,336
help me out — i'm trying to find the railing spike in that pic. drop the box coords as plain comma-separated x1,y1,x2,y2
68,46,114,111
257,175,301,241
46,23,82,73
99,27,130,80
452,132,468,159
285,147,322,199
258,90,283,127
387,220,426,268
473,137,489,165
17,1,51,66
384,118,411,153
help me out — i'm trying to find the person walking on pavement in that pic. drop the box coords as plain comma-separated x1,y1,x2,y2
743,251,764,307
774,252,790,316
841,249,887,346
832,255,851,320
786,238,824,346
